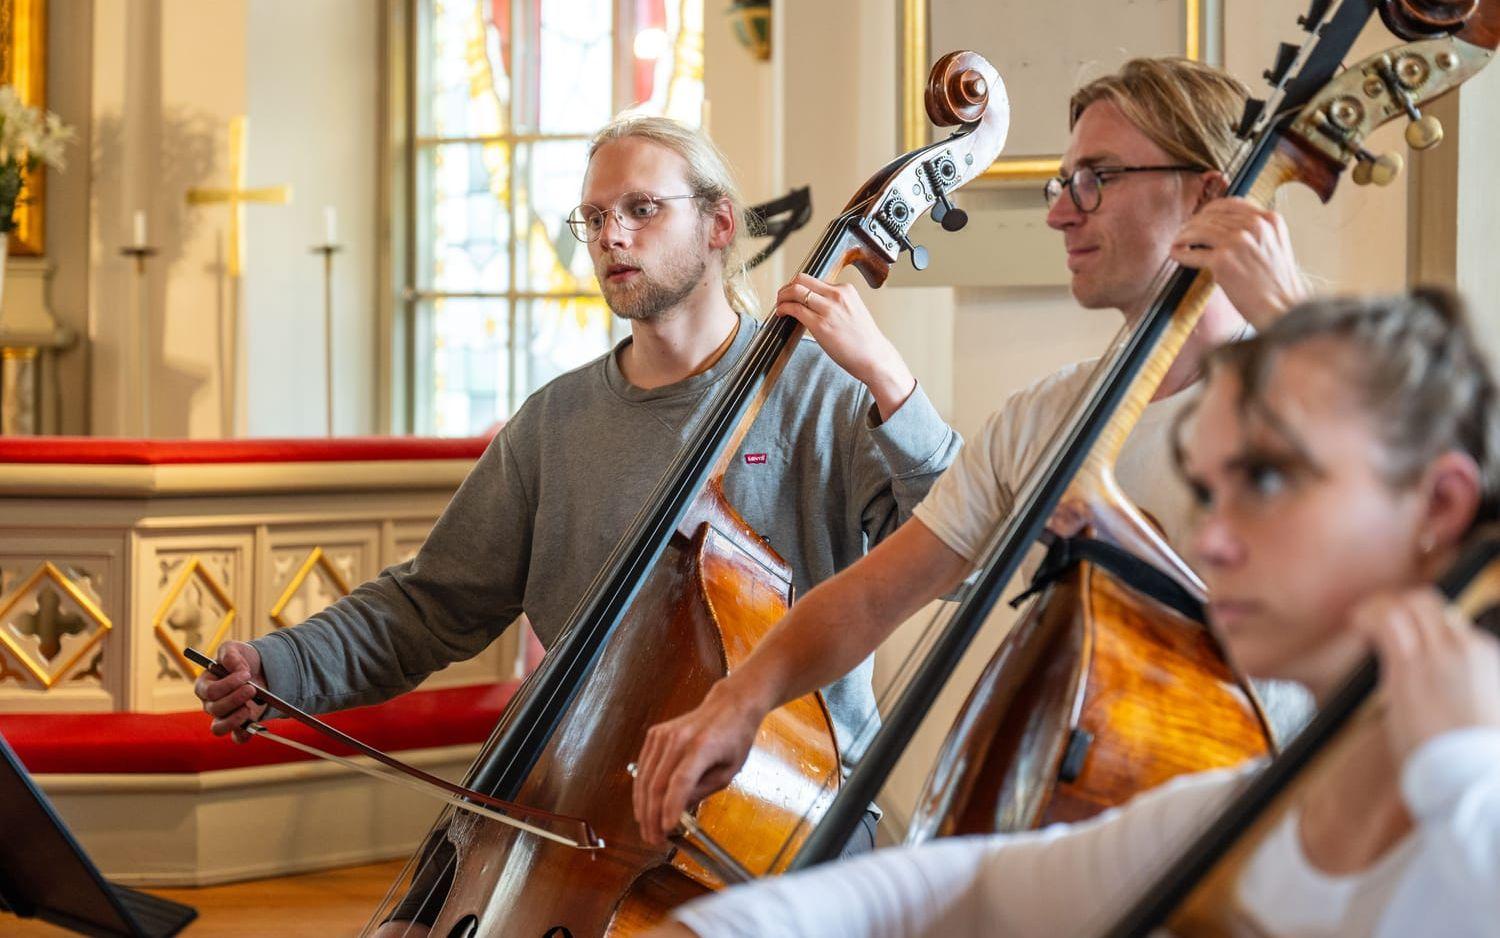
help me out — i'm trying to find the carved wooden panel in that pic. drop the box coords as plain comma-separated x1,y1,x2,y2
0,483,496,712
0,560,111,689
151,552,237,683
268,546,357,628
260,526,377,637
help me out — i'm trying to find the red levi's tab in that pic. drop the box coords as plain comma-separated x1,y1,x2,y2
744,453,768,464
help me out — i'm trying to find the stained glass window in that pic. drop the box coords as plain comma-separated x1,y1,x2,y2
408,0,705,436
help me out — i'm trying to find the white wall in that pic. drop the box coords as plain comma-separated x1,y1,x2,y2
244,0,379,437
43,0,93,435
65,0,380,438
1457,55,1500,353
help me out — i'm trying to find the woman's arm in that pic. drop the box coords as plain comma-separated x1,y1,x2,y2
1362,589,1500,938
661,765,1250,938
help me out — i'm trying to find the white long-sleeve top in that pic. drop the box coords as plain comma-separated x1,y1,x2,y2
1376,726,1500,938
673,727,1500,938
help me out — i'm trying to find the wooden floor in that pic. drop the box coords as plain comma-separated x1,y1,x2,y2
1,859,409,937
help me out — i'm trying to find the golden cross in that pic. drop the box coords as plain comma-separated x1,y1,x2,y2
185,116,292,277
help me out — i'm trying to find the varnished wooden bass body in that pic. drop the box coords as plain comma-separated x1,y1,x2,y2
430,484,840,935
908,555,1270,839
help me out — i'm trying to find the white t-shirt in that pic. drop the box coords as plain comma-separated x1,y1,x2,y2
671,727,1500,938
912,358,1198,566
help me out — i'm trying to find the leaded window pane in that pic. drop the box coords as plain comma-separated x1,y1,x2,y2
410,0,703,436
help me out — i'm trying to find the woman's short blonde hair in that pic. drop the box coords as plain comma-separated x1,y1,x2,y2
1069,57,1249,173
588,115,758,316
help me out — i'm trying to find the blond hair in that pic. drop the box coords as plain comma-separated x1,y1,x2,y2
1207,289,1500,524
588,115,758,317
1070,57,1249,173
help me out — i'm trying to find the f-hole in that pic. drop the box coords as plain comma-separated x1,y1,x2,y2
446,915,478,938
541,928,574,937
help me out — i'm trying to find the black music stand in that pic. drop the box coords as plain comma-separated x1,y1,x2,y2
0,730,197,937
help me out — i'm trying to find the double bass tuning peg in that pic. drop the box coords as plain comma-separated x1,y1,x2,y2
894,230,931,271
1352,148,1403,186
923,157,969,234
931,194,968,233
1297,0,1332,30
1237,98,1266,139
1405,113,1444,150
1375,59,1444,152
1264,43,1299,87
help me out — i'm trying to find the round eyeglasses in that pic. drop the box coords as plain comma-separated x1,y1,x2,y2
566,191,700,243
1043,164,1206,214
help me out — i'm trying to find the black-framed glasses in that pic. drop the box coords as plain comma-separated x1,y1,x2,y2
566,191,700,243
1043,164,1207,213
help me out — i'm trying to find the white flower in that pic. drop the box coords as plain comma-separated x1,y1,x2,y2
0,86,73,172
0,85,73,228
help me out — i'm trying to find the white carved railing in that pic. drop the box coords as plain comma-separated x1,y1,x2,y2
0,437,520,714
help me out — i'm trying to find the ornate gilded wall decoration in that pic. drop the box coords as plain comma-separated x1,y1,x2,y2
0,561,112,688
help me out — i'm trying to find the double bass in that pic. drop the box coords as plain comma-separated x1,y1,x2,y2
793,0,1494,866
368,52,1011,936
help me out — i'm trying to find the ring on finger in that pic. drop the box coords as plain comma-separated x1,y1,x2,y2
802,286,816,305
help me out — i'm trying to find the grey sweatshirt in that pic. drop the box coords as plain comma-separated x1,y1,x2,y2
252,312,961,766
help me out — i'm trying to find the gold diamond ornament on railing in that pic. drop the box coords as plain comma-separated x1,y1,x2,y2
269,547,352,628
153,556,236,678
0,562,112,688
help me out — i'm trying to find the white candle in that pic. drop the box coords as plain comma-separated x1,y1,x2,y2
323,206,338,245
132,210,147,248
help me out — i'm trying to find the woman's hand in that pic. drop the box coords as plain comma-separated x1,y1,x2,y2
1355,587,1500,762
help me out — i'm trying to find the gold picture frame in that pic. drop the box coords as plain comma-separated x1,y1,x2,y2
902,0,1217,182
0,0,47,255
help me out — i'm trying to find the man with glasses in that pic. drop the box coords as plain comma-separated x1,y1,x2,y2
632,56,1314,848
193,114,957,935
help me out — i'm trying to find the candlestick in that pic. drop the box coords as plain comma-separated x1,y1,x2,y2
310,242,343,436
120,244,159,435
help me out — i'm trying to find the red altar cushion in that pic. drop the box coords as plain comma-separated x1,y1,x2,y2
0,434,496,466
0,681,519,775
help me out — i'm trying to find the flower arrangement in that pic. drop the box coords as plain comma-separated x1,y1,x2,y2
0,86,74,233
